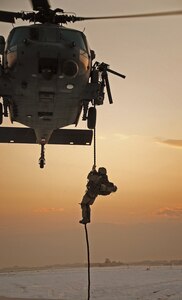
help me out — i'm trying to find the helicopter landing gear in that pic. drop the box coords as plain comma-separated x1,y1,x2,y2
87,106,97,129
39,143,46,168
0,103,3,125
3,97,9,117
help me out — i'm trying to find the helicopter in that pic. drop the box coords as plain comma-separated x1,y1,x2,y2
0,0,181,168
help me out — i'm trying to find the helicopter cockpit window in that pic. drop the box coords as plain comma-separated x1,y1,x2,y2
30,28,39,40
7,27,58,48
60,29,88,52
39,27,58,42
6,27,88,52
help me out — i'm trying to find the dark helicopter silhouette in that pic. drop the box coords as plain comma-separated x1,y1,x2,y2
0,0,181,167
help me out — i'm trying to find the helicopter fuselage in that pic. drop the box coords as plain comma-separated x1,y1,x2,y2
0,1,126,168
1,23,95,143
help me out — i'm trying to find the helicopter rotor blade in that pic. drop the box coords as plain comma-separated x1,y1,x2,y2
30,0,51,11
0,7,182,25
0,11,22,23
76,10,182,22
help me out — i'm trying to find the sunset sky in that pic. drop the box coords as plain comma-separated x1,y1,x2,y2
1,0,182,268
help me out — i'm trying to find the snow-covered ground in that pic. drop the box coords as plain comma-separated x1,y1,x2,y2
0,266,182,299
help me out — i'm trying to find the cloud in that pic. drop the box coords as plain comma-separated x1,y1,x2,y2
157,207,182,219
156,138,182,148
98,133,151,142
98,135,107,140
114,133,130,140
34,207,64,214
97,133,130,141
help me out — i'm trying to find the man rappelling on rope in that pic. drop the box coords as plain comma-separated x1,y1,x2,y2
79,167,117,224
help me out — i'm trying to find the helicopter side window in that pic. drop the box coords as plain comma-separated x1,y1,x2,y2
60,29,88,52
8,27,30,49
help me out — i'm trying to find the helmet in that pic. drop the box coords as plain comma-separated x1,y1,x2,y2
98,167,107,175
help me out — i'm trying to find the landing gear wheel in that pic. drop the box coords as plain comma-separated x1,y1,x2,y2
0,103,3,125
87,107,96,129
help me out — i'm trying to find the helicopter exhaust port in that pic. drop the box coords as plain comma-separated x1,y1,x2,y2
62,60,78,78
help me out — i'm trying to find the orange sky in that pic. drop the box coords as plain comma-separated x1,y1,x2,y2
0,0,182,268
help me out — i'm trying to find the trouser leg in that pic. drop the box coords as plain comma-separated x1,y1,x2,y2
80,193,95,224
81,203,90,223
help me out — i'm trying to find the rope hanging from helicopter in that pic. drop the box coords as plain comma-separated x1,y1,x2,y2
93,110,97,170
81,60,126,299
84,121,96,300
84,223,91,300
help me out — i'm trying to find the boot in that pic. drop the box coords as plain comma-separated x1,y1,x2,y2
79,218,90,224
79,204,90,224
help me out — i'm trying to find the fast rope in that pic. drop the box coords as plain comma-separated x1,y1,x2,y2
84,124,97,300
84,223,91,300
81,113,98,300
